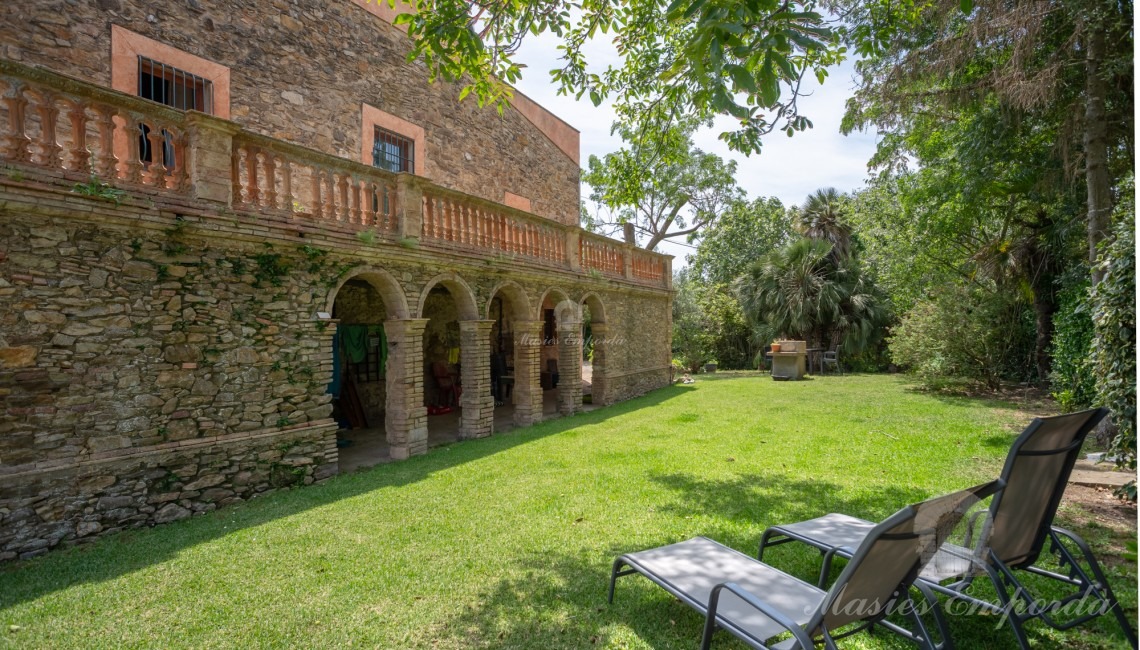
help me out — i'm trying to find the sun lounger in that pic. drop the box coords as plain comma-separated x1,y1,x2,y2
609,481,1001,649
757,408,1136,649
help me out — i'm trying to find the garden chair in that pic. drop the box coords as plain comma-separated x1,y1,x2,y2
821,350,841,375
756,407,1136,649
608,481,1001,650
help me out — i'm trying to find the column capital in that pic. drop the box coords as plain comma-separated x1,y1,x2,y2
458,319,496,333
588,322,609,334
383,318,430,338
513,319,544,335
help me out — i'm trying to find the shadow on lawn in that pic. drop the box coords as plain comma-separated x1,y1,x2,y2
430,472,929,649
0,384,695,609
432,471,1129,650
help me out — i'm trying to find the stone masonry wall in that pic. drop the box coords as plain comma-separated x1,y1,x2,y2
0,207,341,560
0,0,581,225
598,291,673,403
0,182,670,561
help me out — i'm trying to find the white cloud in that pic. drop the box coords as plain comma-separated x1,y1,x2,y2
509,35,880,266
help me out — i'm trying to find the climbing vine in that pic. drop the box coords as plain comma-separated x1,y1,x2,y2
1090,176,1136,498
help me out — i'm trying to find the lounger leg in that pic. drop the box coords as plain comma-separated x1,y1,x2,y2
701,586,723,650
757,529,776,561
818,547,839,588
608,557,627,604
984,560,1032,650
913,581,954,650
1052,527,1138,649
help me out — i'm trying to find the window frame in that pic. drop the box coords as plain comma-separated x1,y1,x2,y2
372,126,415,174
360,103,426,176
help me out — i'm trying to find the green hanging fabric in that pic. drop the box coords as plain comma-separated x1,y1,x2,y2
341,325,369,364
368,324,388,375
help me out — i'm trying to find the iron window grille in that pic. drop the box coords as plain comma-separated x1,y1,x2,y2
137,56,214,113
136,56,214,167
372,126,414,173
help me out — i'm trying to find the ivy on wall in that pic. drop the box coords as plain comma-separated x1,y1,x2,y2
1091,175,1136,497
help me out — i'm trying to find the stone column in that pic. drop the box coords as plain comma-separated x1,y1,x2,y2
588,322,609,406
458,320,495,439
622,244,633,280
383,319,429,460
566,229,580,272
396,173,422,243
512,320,544,427
623,222,636,244
558,320,583,415
184,112,240,205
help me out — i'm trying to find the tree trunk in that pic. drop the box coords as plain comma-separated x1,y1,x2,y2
1032,290,1057,385
1084,26,1112,285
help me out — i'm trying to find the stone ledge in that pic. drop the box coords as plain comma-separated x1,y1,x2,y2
0,420,337,484
0,180,673,298
604,364,672,380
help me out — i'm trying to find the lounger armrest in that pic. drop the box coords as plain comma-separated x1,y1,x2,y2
703,581,817,650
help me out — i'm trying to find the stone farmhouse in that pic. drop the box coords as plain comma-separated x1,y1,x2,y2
0,1,673,560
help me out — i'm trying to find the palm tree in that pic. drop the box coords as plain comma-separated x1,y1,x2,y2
799,188,853,263
735,238,888,355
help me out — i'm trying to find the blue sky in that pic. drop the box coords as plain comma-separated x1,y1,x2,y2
509,34,881,265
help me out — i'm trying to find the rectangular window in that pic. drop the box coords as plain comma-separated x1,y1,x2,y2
136,56,214,167
137,56,214,113
372,126,414,173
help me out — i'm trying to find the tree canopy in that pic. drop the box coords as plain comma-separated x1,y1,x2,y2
387,0,846,153
581,119,742,250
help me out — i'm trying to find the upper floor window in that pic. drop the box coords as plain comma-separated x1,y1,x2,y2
137,56,214,113
372,126,414,173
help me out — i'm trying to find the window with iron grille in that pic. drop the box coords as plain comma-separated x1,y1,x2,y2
372,126,414,173
137,56,214,113
136,56,214,167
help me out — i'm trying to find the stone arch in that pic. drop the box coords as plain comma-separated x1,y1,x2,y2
325,266,408,319
485,280,532,321
579,292,610,407
536,286,580,326
417,272,479,321
537,286,583,415
579,292,607,324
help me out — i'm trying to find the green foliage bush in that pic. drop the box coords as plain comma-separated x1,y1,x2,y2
1090,178,1136,480
1049,271,1097,412
888,285,1034,390
672,273,760,372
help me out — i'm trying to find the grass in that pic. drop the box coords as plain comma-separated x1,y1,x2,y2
0,375,1134,648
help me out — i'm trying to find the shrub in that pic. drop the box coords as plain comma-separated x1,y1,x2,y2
1090,177,1136,484
1049,271,1096,412
888,285,1034,390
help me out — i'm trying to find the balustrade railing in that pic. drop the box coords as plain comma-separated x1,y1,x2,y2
579,233,624,277
232,132,398,233
0,60,188,194
0,58,671,288
421,187,566,267
631,248,665,284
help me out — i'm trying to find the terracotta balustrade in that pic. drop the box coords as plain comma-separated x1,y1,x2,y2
579,233,624,277
0,58,672,289
231,132,398,233
421,187,567,267
631,248,666,283
0,60,188,193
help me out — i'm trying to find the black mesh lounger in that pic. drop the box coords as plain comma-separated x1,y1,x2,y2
608,481,1002,650
757,408,1137,650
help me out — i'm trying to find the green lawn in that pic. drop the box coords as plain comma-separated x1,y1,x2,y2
1,375,1135,649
